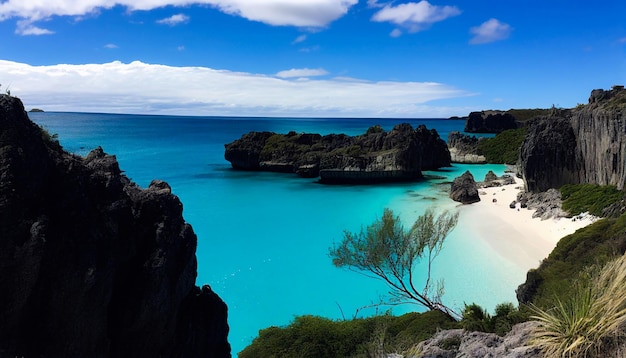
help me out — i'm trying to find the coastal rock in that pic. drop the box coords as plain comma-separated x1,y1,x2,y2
412,321,542,358
520,86,626,192
447,131,487,164
450,171,480,204
0,95,230,358
224,123,451,184
464,110,518,133
516,189,568,220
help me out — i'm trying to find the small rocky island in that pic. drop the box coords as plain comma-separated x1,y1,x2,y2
224,123,451,184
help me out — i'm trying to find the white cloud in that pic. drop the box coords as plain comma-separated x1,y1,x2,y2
0,59,471,117
275,68,328,78
156,13,189,26
389,28,402,37
372,1,460,33
104,43,118,49
15,20,53,35
470,18,512,44
292,34,307,44
0,0,358,29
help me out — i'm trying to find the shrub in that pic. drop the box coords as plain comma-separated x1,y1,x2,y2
239,310,458,358
476,127,527,164
530,253,626,357
560,184,624,217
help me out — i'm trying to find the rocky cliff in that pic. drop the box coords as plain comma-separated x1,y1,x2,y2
0,95,230,358
520,86,626,192
464,111,518,133
447,131,487,164
224,123,451,184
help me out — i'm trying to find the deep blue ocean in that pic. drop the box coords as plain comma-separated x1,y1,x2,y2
30,113,518,356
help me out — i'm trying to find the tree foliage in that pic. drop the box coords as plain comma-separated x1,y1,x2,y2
329,208,459,319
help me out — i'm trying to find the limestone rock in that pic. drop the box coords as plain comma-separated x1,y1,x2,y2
447,131,487,164
224,123,451,184
450,171,480,204
0,95,230,358
464,110,518,133
411,322,542,358
520,86,626,192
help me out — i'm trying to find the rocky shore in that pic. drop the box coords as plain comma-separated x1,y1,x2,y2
224,123,451,184
0,95,230,357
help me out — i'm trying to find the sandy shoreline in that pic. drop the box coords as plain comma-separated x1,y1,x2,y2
455,176,597,271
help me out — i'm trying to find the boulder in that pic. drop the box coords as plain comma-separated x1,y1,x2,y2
0,95,230,358
450,171,480,204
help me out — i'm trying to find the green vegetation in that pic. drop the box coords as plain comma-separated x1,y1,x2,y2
521,214,626,308
460,302,529,337
476,127,527,164
366,125,384,135
530,253,626,357
330,208,459,318
239,310,459,358
505,108,550,122
561,184,624,217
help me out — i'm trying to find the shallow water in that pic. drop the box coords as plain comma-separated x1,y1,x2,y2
31,113,514,355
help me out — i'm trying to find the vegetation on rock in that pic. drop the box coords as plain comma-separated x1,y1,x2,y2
476,127,527,164
560,184,624,217
239,311,458,358
530,253,626,357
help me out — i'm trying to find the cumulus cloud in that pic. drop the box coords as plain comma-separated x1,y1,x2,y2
0,0,358,29
372,1,461,33
470,18,512,44
0,59,470,117
156,13,189,26
275,68,328,78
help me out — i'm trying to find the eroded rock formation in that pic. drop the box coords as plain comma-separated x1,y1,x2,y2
449,171,480,204
464,110,518,133
0,95,230,358
519,86,626,192
224,123,451,184
447,131,487,164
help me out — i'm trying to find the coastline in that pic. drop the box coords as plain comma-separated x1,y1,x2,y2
456,176,596,271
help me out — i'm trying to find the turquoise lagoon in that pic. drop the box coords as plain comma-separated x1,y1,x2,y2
31,113,522,355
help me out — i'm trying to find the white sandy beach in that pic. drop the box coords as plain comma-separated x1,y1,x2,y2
455,177,597,271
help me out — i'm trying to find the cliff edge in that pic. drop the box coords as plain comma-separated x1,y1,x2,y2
520,86,626,192
0,95,230,357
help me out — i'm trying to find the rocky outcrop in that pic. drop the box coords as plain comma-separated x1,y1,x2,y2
224,123,451,184
412,322,542,358
0,95,230,358
516,189,569,220
450,171,480,204
520,86,626,192
447,131,487,164
464,111,518,133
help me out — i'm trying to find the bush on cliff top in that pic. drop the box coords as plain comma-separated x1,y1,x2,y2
519,213,626,309
560,184,624,217
476,127,526,164
239,311,458,358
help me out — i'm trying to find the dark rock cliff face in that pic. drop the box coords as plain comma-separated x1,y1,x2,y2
464,111,518,133
224,123,450,184
0,95,230,358
519,87,626,192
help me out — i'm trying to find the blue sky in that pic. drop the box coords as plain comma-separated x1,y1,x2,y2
0,0,625,117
